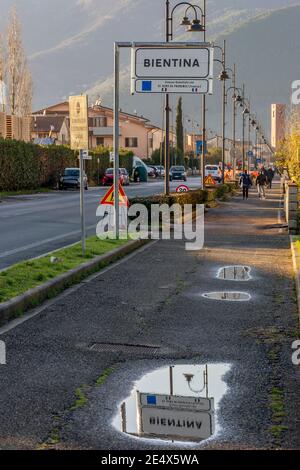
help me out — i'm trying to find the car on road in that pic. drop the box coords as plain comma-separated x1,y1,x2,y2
205,165,222,183
169,166,187,182
102,168,130,186
147,166,159,178
155,165,165,177
59,168,88,190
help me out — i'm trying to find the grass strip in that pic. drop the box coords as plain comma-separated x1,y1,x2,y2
0,237,127,303
0,188,52,198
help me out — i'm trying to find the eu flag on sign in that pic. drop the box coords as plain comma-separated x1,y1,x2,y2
142,81,152,92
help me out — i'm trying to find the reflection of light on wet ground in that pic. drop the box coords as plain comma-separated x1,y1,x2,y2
202,292,251,302
113,363,231,445
217,266,252,281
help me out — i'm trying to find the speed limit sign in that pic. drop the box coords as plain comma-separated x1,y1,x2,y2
176,185,190,193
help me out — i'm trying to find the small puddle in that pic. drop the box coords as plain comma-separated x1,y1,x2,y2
113,363,231,444
217,266,251,281
202,292,251,302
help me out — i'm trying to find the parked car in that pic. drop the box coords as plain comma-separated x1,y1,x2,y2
102,168,130,186
59,168,88,190
169,166,187,182
155,165,165,177
205,165,222,183
147,166,157,178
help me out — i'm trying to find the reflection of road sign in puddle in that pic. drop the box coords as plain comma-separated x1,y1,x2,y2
202,292,251,302
217,266,252,281
113,363,231,444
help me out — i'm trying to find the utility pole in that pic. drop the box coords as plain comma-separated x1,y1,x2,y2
165,0,171,195
242,83,246,171
232,64,237,181
221,40,226,184
201,0,207,190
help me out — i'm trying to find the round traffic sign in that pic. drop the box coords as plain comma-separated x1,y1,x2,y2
176,184,190,193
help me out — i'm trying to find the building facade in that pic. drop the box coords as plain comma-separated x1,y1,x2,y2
32,101,161,159
271,104,286,149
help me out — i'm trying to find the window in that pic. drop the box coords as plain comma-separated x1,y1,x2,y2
96,137,104,146
125,137,138,148
93,117,107,127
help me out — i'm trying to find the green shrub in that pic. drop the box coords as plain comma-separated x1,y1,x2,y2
0,138,134,191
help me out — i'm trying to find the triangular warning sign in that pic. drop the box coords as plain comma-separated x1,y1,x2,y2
100,184,129,207
204,175,216,186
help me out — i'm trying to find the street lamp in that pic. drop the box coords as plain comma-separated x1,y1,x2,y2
183,365,208,396
165,1,206,195
214,41,231,184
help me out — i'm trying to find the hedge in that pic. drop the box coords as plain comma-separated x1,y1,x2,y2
129,183,237,212
0,139,134,191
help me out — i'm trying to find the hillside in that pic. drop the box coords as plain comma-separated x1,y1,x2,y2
0,0,299,135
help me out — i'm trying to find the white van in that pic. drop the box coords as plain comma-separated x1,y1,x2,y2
205,165,221,183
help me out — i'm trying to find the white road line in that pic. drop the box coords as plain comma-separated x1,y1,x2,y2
0,240,158,335
0,224,96,259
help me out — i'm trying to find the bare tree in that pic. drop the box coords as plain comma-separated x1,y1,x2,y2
6,7,32,116
0,33,5,112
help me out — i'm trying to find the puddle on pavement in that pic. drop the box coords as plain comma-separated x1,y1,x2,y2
217,266,251,281
202,292,251,302
113,363,231,445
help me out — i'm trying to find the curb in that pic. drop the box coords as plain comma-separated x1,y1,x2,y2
0,239,149,327
290,236,300,320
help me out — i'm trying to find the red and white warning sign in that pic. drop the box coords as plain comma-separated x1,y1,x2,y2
176,184,190,193
100,184,129,207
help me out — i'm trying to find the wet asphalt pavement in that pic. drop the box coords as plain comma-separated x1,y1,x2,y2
0,180,299,450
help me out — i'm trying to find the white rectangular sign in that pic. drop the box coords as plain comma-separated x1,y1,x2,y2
134,79,212,95
69,95,89,151
140,393,214,412
131,46,214,95
141,407,214,441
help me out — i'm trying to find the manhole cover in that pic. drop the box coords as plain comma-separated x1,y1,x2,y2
217,266,251,281
202,292,251,302
90,342,160,355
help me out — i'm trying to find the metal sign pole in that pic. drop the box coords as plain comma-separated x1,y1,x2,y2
79,149,86,256
114,42,120,239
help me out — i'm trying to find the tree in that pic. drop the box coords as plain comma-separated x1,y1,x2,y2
275,106,300,185
6,7,32,116
176,97,184,155
0,33,5,112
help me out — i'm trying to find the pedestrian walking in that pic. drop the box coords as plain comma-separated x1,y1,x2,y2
239,170,253,200
256,171,268,199
267,167,275,189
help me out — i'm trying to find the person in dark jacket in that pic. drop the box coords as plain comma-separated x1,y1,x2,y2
239,170,253,200
256,171,268,199
267,167,275,189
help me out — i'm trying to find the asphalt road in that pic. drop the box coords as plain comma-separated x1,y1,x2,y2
0,180,299,450
0,177,201,269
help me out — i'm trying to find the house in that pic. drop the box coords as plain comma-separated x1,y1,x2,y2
31,115,69,145
32,101,162,159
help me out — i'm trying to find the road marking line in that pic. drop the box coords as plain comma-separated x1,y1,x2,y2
0,240,158,335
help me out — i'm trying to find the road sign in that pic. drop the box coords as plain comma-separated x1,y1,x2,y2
69,95,89,151
78,150,92,161
140,393,214,412
196,140,208,156
247,150,254,158
204,175,216,186
134,79,211,94
131,46,214,95
100,184,128,207
110,152,114,163
176,184,190,193
140,407,214,441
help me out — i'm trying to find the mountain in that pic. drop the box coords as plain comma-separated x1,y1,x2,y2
0,0,299,135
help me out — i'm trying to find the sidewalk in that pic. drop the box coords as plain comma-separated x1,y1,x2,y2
0,181,299,450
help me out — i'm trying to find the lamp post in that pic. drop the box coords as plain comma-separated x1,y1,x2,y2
165,1,206,195
214,41,230,184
